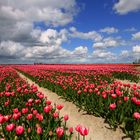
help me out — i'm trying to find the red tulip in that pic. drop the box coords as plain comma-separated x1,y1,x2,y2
13,108,19,113
75,124,82,132
46,100,52,105
5,92,11,97
69,127,73,133
4,115,10,122
124,96,129,101
0,116,4,124
53,112,59,119
37,127,42,134
22,108,28,114
28,98,33,103
56,127,64,138
64,114,69,121
135,100,140,106
77,90,82,95
33,110,38,115
56,104,63,110
6,123,15,132
16,126,24,135
36,113,43,121
79,126,89,136
109,103,116,110
133,112,140,119
44,105,52,113
27,114,33,120
111,94,117,99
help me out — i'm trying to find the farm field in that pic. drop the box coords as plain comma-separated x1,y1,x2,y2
0,64,140,140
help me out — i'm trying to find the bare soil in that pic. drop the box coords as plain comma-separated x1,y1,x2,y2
17,72,129,140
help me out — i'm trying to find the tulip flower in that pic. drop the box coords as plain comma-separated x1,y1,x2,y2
44,105,52,113
64,114,69,121
37,127,42,134
79,126,89,136
56,127,64,138
6,123,15,132
109,103,116,110
133,112,140,119
56,104,64,110
16,126,24,135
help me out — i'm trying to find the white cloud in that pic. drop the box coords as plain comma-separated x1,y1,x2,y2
132,32,140,40
133,45,140,53
100,27,118,34
0,0,77,26
92,50,116,61
113,0,140,15
69,27,102,42
120,50,129,57
93,37,120,49
0,0,78,54
0,41,89,64
132,45,140,60
32,28,68,48
72,46,88,57
31,29,42,39
0,41,24,57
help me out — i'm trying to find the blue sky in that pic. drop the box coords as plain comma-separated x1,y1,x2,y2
0,0,140,64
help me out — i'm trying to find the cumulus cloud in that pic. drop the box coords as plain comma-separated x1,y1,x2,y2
0,0,77,26
0,41,24,57
132,32,140,40
39,29,68,45
92,50,116,62
120,50,129,57
0,0,78,45
69,27,102,42
93,37,120,49
113,0,140,15
133,45,140,53
72,46,88,57
100,27,118,34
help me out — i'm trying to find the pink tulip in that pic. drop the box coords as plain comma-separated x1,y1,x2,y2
133,112,140,119
44,105,52,113
36,113,43,121
56,127,64,138
124,96,129,101
56,104,64,110
22,108,28,114
13,108,19,113
79,126,89,136
0,116,4,124
6,123,15,132
46,100,52,105
64,114,69,121
33,109,38,115
69,127,73,133
53,112,59,118
109,103,116,110
37,127,42,134
75,124,82,132
27,114,33,120
16,126,24,135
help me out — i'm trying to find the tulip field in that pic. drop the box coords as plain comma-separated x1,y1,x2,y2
0,64,140,140
0,66,87,140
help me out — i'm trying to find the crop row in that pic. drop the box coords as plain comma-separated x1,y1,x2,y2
0,66,89,140
15,64,140,140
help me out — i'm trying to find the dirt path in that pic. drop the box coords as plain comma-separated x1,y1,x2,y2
17,72,127,140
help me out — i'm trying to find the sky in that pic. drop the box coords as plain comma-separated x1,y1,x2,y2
0,0,140,64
